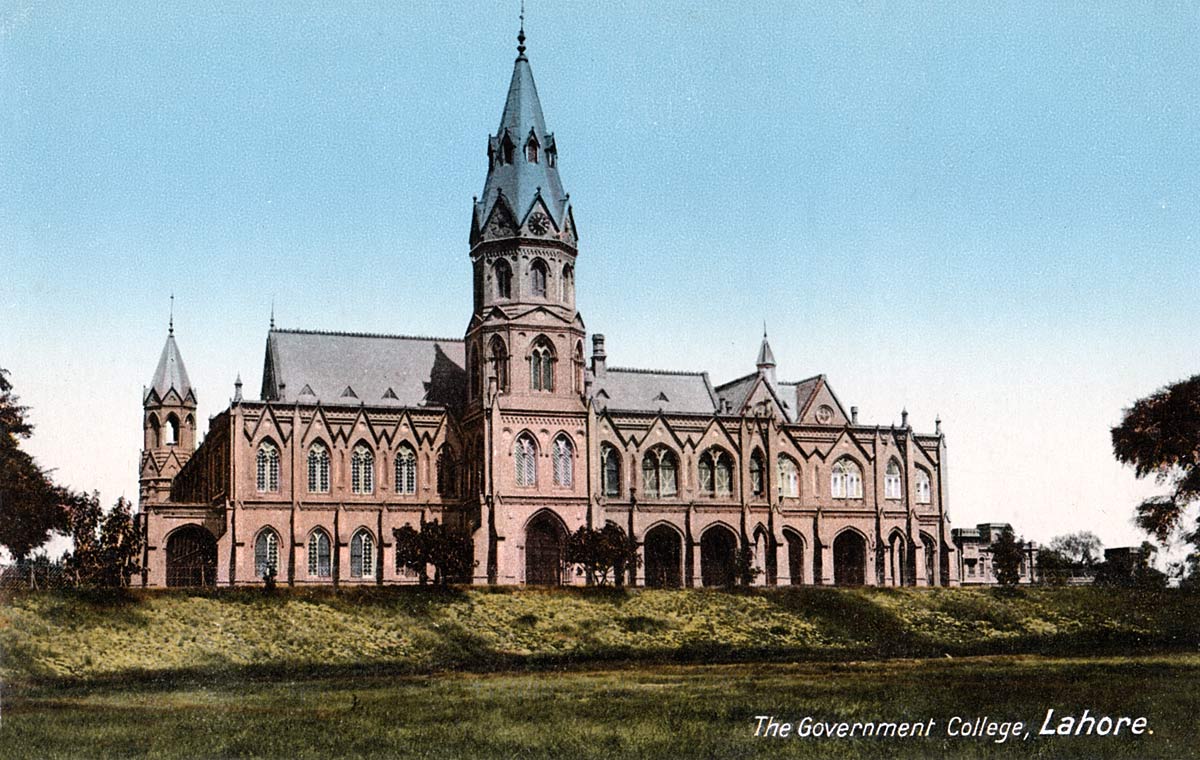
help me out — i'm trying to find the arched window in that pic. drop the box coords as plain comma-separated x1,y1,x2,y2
915,469,932,504
307,442,330,493
166,413,180,446
885,459,903,500
641,447,678,499
437,447,456,497
750,449,765,496
501,133,515,164
148,414,161,448
307,529,331,578
254,529,279,579
350,528,374,578
351,444,374,494
530,259,548,298
552,435,574,487
526,136,539,163
778,455,799,498
395,445,417,495
573,341,585,393
530,338,554,392
601,444,621,497
489,336,510,392
494,260,512,299
256,442,280,493
698,449,733,496
514,434,537,486
831,458,863,499
546,146,556,168
561,264,574,302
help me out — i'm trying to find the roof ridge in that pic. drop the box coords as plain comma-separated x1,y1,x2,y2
272,328,463,343
714,371,758,391
606,366,707,377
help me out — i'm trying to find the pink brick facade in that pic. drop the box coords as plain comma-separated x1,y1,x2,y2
138,26,958,589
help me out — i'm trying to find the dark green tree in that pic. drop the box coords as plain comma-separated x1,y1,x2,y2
1112,375,1200,545
393,523,427,585
63,493,143,587
990,527,1024,587
391,519,474,586
0,368,70,561
564,523,640,587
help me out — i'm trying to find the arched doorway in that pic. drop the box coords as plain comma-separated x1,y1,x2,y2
889,531,911,586
833,530,867,587
783,529,805,585
644,524,682,588
700,525,738,587
525,512,566,586
166,526,217,587
921,533,937,586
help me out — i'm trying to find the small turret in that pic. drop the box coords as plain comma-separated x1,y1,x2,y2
139,303,197,506
756,327,777,385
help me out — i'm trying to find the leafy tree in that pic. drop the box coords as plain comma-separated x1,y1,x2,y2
63,493,144,587
391,519,474,586
1035,548,1074,585
564,523,640,587
0,368,70,560
1111,375,1200,545
989,527,1024,587
734,546,762,587
1049,531,1103,566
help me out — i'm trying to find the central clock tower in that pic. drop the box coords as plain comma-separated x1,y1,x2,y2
464,23,586,414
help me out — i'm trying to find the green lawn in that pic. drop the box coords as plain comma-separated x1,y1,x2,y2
3,654,1196,759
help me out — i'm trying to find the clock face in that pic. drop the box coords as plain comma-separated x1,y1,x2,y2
527,212,549,235
815,405,834,425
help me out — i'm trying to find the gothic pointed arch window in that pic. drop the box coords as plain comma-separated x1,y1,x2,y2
552,434,574,487
526,134,539,163
561,264,574,302
350,528,375,578
307,529,331,578
256,441,280,493
148,413,161,448
885,459,903,500
530,259,548,298
254,528,279,579
489,336,510,392
436,446,457,497
530,337,555,392
394,444,417,495
601,444,621,497
750,449,765,496
831,457,863,499
514,434,537,486
915,468,932,504
778,455,800,498
641,447,678,499
573,341,585,393
501,132,515,164
166,413,180,446
307,442,330,493
351,444,374,495
494,259,512,299
698,448,733,497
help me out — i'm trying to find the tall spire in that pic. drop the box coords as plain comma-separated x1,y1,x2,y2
148,322,193,402
756,328,777,384
473,11,572,245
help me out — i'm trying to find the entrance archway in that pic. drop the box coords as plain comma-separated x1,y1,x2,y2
166,525,217,587
525,512,566,586
889,531,911,586
643,524,682,588
833,530,867,587
700,524,738,587
783,529,805,585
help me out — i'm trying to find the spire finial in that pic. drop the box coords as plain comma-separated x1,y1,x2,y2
517,0,527,59
763,320,768,338
270,299,275,331
169,293,175,336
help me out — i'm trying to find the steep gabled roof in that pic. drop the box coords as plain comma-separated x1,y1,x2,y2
261,328,465,413
590,367,717,415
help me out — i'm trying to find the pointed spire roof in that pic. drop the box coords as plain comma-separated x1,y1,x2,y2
756,328,776,369
475,17,570,236
148,328,193,403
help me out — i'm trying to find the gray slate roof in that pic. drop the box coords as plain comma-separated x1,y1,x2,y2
591,368,717,415
147,332,193,402
475,44,569,228
261,329,465,412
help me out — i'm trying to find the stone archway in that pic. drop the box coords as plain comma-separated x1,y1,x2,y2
643,524,683,588
700,524,738,588
525,512,566,586
833,530,867,587
783,529,805,586
166,525,217,587
889,531,911,586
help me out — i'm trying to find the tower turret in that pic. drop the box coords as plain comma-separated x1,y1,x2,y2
756,328,777,385
139,312,197,505
465,18,586,411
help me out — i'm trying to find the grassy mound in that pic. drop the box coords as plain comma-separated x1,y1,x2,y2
2,586,1197,684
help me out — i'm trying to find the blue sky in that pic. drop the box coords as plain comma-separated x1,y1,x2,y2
3,2,1198,552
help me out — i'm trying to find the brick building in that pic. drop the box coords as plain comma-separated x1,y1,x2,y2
138,24,958,589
